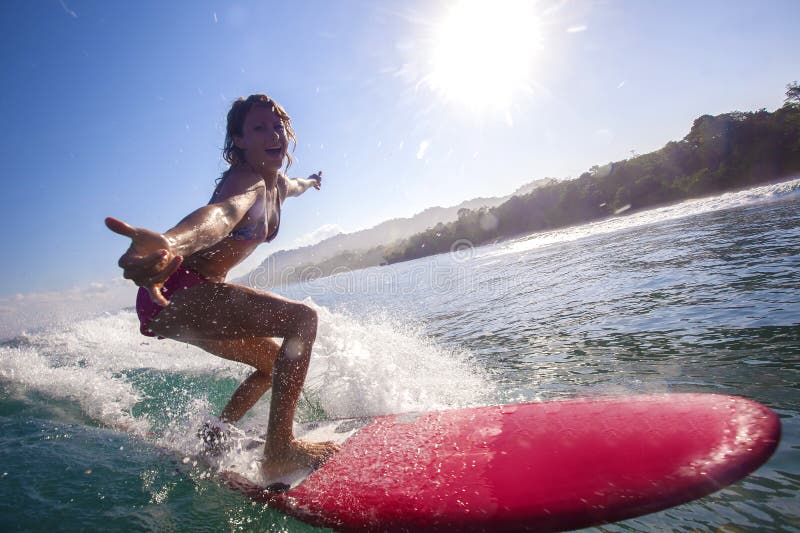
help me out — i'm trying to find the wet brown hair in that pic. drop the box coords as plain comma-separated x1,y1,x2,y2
222,94,297,172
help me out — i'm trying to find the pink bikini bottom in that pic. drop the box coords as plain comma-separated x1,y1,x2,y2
136,267,207,337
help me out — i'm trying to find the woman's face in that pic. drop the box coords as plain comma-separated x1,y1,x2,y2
234,104,288,171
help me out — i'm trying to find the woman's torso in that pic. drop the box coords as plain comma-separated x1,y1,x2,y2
182,170,286,282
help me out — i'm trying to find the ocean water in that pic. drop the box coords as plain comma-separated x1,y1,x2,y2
1,178,798,531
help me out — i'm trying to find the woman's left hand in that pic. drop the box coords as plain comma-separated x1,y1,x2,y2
309,170,322,190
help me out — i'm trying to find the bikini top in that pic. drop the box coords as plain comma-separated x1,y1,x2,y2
210,179,281,243
228,189,281,243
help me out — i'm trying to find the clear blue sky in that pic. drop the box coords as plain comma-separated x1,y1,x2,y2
1,0,798,297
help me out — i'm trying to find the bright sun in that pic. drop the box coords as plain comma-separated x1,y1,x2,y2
426,0,543,113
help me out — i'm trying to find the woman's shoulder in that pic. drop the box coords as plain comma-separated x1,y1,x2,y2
276,172,290,200
212,166,265,201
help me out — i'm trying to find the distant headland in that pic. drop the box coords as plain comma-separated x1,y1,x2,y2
245,83,800,286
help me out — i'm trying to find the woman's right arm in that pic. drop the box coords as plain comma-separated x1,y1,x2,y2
106,171,262,303
164,178,262,257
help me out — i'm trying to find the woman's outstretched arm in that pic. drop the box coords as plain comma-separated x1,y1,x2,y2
164,181,261,256
282,171,322,198
106,171,263,303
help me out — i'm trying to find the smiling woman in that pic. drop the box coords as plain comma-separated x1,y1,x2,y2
425,0,543,113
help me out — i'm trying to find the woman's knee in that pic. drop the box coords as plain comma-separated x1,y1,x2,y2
301,304,318,332
290,304,318,339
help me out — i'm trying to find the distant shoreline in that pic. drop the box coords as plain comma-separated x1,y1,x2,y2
245,102,800,288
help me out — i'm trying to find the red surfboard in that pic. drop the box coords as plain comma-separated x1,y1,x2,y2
221,394,780,532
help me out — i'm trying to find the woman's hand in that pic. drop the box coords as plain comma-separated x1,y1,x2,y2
284,171,323,198
105,216,183,306
309,170,322,190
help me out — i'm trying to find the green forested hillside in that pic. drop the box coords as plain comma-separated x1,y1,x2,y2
383,86,800,264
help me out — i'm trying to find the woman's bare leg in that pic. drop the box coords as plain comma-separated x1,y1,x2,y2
148,282,339,476
193,337,280,424
222,369,271,423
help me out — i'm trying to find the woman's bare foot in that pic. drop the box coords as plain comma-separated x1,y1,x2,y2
262,439,341,479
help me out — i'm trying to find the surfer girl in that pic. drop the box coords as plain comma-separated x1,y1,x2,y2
105,94,339,477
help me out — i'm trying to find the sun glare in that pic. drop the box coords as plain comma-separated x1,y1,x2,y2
426,0,543,113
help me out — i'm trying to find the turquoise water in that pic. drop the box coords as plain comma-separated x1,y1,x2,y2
1,179,799,531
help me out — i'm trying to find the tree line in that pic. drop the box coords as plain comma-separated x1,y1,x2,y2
382,83,800,265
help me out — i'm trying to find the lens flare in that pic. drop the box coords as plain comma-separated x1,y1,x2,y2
425,0,543,112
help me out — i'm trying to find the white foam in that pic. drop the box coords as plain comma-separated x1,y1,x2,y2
0,343,147,434
0,312,245,435
305,303,490,418
0,301,491,450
